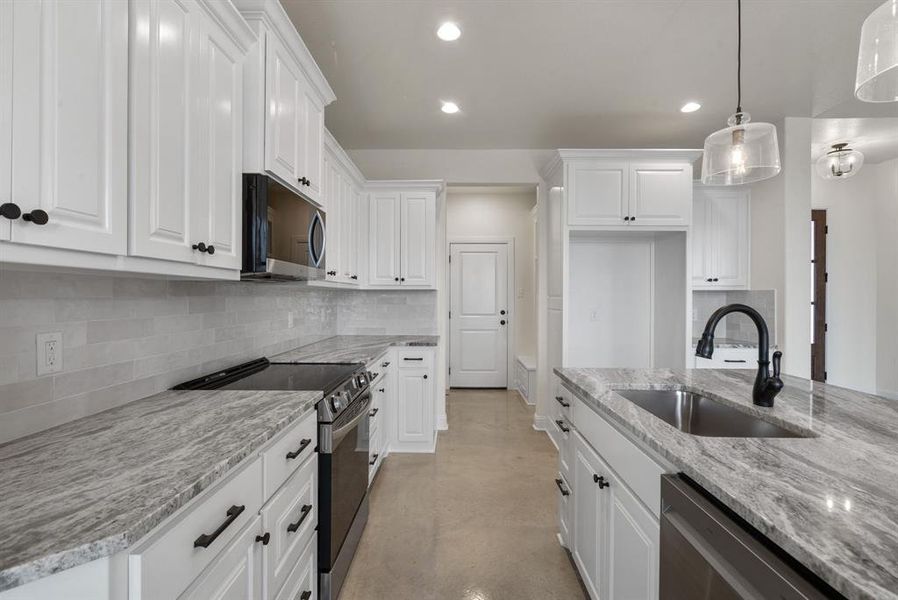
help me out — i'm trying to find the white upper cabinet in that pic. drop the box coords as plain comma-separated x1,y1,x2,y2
400,192,436,287
692,186,750,289
366,184,439,289
562,151,697,228
368,191,401,286
130,0,253,271
237,0,335,206
323,130,364,284
629,162,691,226
0,0,128,255
567,160,628,226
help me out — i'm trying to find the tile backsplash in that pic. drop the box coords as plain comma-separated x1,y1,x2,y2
0,269,436,443
693,289,777,344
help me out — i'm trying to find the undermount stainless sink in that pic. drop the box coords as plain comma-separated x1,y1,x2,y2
613,390,805,438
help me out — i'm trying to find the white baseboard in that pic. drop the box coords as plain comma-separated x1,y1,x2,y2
437,413,448,430
878,388,898,401
532,414,551,431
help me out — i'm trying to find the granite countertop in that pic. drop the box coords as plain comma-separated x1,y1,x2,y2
271,334,439,364
0,388,321,592
554,367,898,600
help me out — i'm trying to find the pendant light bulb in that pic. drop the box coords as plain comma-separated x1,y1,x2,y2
701,1,781,186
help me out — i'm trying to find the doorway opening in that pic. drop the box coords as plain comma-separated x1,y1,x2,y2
445,185,538,391
811,209,828,383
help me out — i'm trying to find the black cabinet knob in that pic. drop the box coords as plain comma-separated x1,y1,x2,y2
713,277,719,282
400,277,405,282
394,277,399,282
192,242,209,253
623,216,630,221
706,278,713,282
206,245,215,255
593,474,610,489
630,216,636,222
255,532,270,545
0,202,21,220
298,177,310,186
423,374,428,379
22,209,49,225
350,275,358,280
500,320,506,325
500,310,506,315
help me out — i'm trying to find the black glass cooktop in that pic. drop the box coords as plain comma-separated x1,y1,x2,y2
173,358,360,395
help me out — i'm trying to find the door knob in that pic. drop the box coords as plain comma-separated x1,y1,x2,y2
0,203,21,220
22,209,49,225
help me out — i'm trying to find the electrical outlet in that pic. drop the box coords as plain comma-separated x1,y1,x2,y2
36,332,63,376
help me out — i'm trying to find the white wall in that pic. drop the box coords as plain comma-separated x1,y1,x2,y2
447,187,538,360
811,158,898,396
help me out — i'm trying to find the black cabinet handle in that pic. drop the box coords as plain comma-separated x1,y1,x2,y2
593,474,610,489
255,532,270,545
555,395,570,408
423,374,428,379
377,387,385,393
555,419,570,433
404,357,424,361
623,216,630,221
369,407,379,417
500,320,506,325
350,275,358,280
381,361,390,368
206,245,215,255
192,242,214,254
286,504,313,533
369,453,379,465
400,277,405,282
300,591,312,600
630,216,636,222
554,478,570,496
194,504,245,548
723,359,747,363
0,202,21,220
500,309,506,315
22,209,49,225
712,278,719,282
394,277,399,282
285,438,312,460
327,270,337,276
298,177,310,186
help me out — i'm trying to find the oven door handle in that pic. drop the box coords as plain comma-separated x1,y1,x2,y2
332,394,372,439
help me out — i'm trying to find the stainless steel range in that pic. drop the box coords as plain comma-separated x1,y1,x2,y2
173,358,375,600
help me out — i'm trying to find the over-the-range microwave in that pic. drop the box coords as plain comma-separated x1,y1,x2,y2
241,174,326,281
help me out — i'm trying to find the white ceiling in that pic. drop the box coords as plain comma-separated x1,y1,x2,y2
283,0,895,150
812,118,898,164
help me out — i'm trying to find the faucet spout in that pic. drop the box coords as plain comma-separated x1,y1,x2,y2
695,303,783,407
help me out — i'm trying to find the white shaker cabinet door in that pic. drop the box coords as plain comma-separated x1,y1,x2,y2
5,0,127,254
264,32,304,192
301,91,324,205
130,0,201,264
709,192,749,288
368,191,401,286
566,160,628,226
691,191,713,286
606,469,659,600
572,431,606,600
340,175,354,280
395,368,434,446
189,12,244,271
399,191,435,287
629,162,691,226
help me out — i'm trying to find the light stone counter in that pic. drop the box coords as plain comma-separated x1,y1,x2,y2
0,388,321,591
271,334,439,365
554,367,898,600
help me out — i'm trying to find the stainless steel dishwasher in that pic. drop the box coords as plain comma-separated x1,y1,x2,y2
660,475,843,600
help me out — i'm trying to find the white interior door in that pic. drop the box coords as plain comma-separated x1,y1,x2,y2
449,243,509,388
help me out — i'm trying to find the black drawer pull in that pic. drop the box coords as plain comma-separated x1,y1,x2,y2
555,395,570,408
194,504,245,548
369,453,379,465
593,474,610,489
287,504,313,533
555,419,570,433
723,359,747,363
300,592,312,600
403,357,424,361
369,407,379,417
554,478,570,496
255,532,270,545
285,438,312,460
381,361,391,368
378,387,385,393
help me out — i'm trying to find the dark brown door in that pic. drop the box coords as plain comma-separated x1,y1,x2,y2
811,210,827,382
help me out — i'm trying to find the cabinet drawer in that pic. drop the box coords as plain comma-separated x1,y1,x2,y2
396,348,433,370
178,516,263,600
129,457,264,600
554,382,573,421
274,534,316,600
694,347,758,369
262,454,317,600
262,412,317,499
572,396,667,517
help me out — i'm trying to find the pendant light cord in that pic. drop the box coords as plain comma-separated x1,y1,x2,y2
736,0,742,114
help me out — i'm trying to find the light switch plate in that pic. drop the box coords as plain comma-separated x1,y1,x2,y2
36,332,63,376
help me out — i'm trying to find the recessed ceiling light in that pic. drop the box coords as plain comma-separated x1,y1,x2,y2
680,101,702,113
437,22,461,41
441,101,460,114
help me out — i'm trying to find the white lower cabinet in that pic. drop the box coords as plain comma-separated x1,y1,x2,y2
273,536,316,600
393,349,436,452
178,516,264,600
565,395,663,600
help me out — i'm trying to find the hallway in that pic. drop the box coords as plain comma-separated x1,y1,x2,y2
339,388,586,600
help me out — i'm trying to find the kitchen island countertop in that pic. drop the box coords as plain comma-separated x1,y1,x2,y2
554,367,898,600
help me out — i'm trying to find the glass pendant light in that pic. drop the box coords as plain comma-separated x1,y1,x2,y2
855,0,898,102
701,0,781,186
815,143,865,180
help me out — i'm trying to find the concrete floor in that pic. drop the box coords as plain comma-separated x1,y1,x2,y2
339,388,587,600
